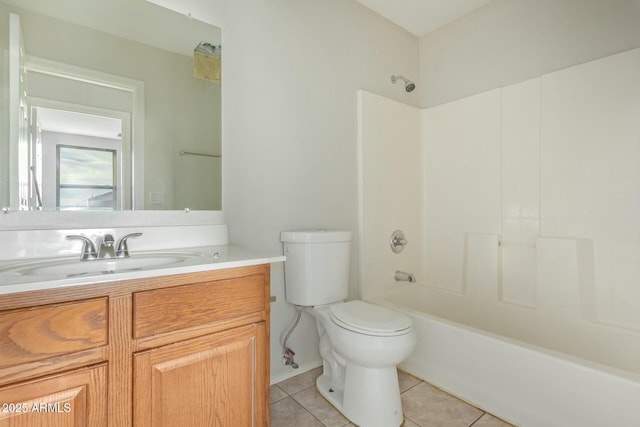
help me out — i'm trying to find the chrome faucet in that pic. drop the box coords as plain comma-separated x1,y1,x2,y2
67,232,143,260
394,270,416,283
97,234,116,259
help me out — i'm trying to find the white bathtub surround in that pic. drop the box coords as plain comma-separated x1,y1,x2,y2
500,78,540,307
357,91,421,301
358,48,640,426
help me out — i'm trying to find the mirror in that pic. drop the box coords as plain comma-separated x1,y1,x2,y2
0,0,221,211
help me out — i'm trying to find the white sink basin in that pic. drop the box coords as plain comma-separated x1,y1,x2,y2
0,251,208,278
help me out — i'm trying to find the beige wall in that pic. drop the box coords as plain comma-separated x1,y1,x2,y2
149,0,420,381
419,0,640,107
11,6,221,210
224,0,419,382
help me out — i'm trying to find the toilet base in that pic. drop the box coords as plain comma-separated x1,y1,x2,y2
316,374,344,414
316,364,404,427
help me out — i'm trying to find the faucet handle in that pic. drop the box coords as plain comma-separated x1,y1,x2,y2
66,235,98,261
390,229,408,253
116,233,142,258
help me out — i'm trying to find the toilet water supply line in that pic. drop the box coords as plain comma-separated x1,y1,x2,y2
281,305,302,369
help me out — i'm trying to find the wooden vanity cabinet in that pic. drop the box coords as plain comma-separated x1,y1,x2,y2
133,323,268,427
0,264,271,427
0,364,108,427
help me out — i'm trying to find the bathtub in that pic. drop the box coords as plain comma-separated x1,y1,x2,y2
372,286,640,427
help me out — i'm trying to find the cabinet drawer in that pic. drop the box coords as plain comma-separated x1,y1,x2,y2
0,298,108,368
133,274,266,338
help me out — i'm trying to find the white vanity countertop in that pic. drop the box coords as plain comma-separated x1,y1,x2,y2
0,245,285,295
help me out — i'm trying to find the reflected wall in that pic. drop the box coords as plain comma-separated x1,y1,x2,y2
1,1,221,210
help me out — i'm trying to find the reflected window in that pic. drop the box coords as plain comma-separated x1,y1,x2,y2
57,145,116,210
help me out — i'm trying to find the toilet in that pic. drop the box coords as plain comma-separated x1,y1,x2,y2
281,230,416,427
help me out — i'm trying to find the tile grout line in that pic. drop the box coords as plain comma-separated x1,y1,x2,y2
270,384,289,404
270,395,326,427
400,380,426,395
400,379,425,427
290,383,353,427
405,414,421,427
468,412,487,427
304,403,326,427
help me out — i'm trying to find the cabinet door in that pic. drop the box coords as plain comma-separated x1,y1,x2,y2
134,323,268,427
0,364,107,427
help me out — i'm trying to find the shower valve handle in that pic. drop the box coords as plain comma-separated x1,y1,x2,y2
392,236,407,246
390,230,408,253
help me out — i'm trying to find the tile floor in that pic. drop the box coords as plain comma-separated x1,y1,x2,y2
270,367,515,427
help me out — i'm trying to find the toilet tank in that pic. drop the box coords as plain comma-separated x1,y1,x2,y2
280,230,352,306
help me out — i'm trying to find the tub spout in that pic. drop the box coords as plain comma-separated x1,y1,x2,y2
395,270,415,283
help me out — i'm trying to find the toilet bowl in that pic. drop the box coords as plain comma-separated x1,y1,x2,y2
308,301,416,427
328,301,416,367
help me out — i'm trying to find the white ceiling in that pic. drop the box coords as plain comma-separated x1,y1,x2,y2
36,107,122,140
4,0,220,57
356,0,493,36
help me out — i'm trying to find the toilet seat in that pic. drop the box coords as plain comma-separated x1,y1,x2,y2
329,301,412,336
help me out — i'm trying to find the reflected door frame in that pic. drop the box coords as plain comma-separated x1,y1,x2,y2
25,56,145,210
29,98,130,210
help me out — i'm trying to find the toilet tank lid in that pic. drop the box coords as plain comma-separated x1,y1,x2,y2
280,230,352,243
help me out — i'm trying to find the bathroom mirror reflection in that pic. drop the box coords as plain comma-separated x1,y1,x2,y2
0,0,221,211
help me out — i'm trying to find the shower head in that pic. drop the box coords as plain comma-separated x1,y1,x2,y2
391,75,416,92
